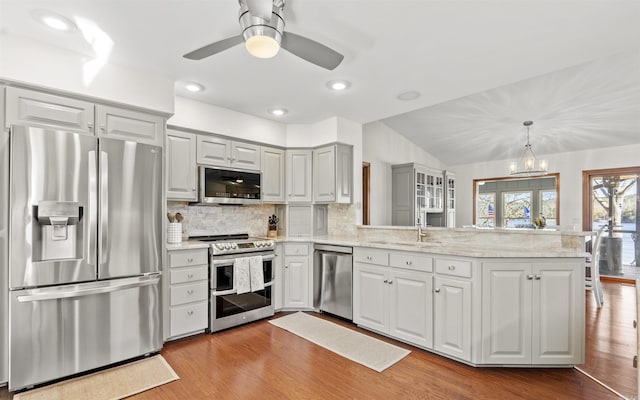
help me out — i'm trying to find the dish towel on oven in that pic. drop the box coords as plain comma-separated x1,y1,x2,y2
249,255,264,292
234,257,251,295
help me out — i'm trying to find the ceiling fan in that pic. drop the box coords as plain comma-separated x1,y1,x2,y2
183,0,344,70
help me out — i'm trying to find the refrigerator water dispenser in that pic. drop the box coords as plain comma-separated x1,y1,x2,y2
33,201,82,261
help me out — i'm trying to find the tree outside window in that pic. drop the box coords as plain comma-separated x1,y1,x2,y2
503,191,532,228
540,190,557,226
476,193,495,227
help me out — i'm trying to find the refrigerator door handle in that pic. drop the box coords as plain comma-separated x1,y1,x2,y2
16,274,160,302
99,150,109,267
87,150,97,267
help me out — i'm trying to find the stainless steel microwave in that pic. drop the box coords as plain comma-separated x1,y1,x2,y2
199,166,262,205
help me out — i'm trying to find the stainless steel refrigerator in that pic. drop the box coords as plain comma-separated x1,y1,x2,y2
8,125,163,391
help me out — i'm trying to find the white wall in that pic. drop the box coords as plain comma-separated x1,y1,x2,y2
169,97,287,146
0,34,174,114
285,117,337,147
362,121,446,225
451,143,640,229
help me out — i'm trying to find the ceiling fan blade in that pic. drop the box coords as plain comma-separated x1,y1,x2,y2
246,0,273,21
281,32,344,70
183,35,244,60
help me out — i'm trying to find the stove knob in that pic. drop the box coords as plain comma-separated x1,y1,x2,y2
256,241,263,247
266,240,274,247
231,243,238,249
215,243,224,250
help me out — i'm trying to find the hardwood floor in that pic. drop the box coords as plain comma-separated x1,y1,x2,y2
1,282,637,399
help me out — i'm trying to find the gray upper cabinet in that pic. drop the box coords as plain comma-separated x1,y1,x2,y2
313,144,353,203
196,135,261,170
261,146,286,203
5,87,94,133
167,130,197,201
286,149,313,203
95,104,164,146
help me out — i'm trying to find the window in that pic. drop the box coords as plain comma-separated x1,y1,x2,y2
476,193,496,227
473,174,559,229
540,190,557,226
503,191,532,227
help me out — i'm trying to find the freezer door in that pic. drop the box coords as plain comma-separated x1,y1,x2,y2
98,138,162,279
9,275,162,391
9,125,98,288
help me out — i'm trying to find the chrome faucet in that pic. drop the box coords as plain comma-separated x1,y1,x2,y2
417,218,427,242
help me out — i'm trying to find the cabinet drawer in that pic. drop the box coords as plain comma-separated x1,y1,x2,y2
390,252,433,272
354,248,388,266
435,258,472,278
284,243,309,256
169,301,208,338
170,266,208,284
169,249,208,267
170,281,208,306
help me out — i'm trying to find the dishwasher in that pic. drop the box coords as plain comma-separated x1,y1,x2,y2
313,244,353,320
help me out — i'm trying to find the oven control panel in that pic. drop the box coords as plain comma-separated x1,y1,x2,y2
211,239,274,254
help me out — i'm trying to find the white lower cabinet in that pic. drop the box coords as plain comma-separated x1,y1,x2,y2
433,275,472,361
354,248,433,349
481,261,583,365
283,243,311,308
167,248,209,340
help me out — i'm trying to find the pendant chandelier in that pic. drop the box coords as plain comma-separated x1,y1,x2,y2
509,120,548,176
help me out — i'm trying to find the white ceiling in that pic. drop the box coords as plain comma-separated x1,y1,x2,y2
1,0,639,165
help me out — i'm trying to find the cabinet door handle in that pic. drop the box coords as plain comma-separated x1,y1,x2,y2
192,188,196,192
634,320,637,329
406,261,412,265
435,288,440,293
187,274,194,279
87,122,94,131
526,274,534,280
366,256,372,261
285,264,288,269
634,356,638,369
187,310,194,316
187,258,194,262
187,290,194,295
383,279,388,283
448,265,455,271
534,274,541,280
388,280,393,284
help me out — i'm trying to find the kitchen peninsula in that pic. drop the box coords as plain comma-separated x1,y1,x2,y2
280,225,588,368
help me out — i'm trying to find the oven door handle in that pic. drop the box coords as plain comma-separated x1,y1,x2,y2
212,281,273,296
211,253,275,266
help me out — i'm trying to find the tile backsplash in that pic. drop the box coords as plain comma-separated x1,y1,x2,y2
167,201,358,239
167,202,276,238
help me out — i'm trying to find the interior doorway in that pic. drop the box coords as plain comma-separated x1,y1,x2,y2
583,167,639,280
362,162,370,225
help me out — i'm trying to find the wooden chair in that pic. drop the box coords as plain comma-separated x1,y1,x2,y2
586,226,606,308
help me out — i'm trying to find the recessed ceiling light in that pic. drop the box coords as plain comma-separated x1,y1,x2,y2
32,10,77,32
397,90,421,101
268,108,288,117
326,80,351,91
185,82,204,92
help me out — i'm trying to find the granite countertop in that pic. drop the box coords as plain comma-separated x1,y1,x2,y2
167,235,587,258
272,236,587,258
166,240,209,251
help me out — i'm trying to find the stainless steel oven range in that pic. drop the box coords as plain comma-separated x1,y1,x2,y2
194,234,275,332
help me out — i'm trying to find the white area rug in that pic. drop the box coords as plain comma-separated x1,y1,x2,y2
13,355,179,400
269,312,410,372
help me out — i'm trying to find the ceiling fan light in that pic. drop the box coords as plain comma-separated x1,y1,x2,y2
245,35,280,58
243,26,281,58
